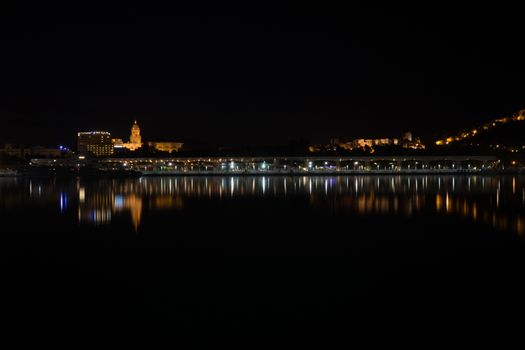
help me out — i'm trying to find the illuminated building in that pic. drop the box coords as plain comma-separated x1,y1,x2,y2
337,136,408,151
402,137,426,149
77,131,114,157
119,120,143,151
357,139,374,148
148,141,184,153
336,133,423,151
129,120,142,147
112,138,124,149
112,120,183,153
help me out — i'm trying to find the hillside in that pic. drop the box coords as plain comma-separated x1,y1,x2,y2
435,110,525,151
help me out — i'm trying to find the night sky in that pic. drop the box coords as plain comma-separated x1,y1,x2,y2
1,2,525,147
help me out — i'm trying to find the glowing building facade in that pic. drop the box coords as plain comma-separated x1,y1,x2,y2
117,120,143,151
129,121,142,148
148,142,184,153
334,131,425,152
77,131,114,157
112,120,183,153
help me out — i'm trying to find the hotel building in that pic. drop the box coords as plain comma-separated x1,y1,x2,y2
77,131,114,157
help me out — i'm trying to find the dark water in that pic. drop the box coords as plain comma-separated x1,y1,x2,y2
2,175,525,347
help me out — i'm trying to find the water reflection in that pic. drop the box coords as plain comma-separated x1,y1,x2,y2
1,175,524,234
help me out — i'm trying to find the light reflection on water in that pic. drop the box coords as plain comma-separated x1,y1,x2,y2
0,175,524,234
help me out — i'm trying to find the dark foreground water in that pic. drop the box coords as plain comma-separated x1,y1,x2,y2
2,175,525,347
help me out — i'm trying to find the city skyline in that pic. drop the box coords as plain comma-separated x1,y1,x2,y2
2,3,525,147
4,107,525,151
3,3,525,346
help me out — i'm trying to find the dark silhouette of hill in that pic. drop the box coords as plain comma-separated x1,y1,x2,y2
435,110,525,149
466,122,525,147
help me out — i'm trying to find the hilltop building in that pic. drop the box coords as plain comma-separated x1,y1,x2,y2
311,131,425,153
341,132,415,150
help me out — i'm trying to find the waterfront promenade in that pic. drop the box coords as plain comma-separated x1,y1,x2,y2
27,155,503,175
96,155,501,175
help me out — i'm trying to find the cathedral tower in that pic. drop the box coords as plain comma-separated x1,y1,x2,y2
130,120,142,145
